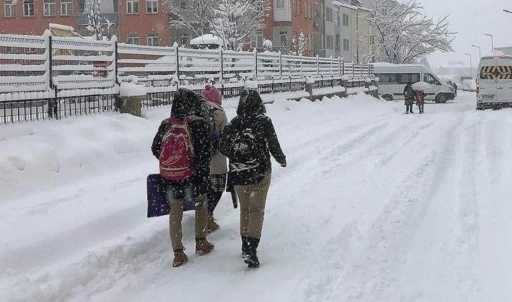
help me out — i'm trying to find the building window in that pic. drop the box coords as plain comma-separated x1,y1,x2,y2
276,0,284,9
61,0,72,16
147,33,159,46
343,13,349,26
251,31,264,48
4,0,16,17
146,0,158,14
43,0,56,16
78,0,85,13
337,11,340,25
179,1,186,9
343,38,350,51
23,0,34,16
326,35,333,49
127,33,140,44
127,0,138,14
179,34,188,46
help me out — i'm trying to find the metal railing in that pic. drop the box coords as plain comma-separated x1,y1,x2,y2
0,32,375,124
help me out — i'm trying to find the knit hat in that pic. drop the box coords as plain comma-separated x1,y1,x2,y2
201,84,222,106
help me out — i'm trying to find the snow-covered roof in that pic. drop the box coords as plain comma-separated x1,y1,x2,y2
190,34,224,46
49,23,75,32
332,1,372,12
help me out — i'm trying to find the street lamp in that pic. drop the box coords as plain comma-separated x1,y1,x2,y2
503,9,512,13
482,33,494,53
471,44,481,59
464,52,472,78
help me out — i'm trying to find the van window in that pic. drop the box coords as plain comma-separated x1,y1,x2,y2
423,74,441,85
397,73,420,84
480,65,512,79
375,73,397,83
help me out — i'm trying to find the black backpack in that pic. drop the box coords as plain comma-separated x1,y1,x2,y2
228,120,266,185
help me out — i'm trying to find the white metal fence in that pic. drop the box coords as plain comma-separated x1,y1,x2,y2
0,32,375,123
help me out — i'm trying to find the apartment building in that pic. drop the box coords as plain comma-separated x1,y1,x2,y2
0,0,81,35
117,0,170,46
272,0,315,56
332,0,374,63
0,0,169,46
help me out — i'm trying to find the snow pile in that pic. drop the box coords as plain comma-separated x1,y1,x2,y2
0,113,158,202
120,81,147,97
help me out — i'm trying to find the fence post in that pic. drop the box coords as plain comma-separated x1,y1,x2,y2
220,48,224,95
254,49,258,80
114,39,119,85
176,45,180,86
316,55,320,76
342,59,345,76
48,35,53,90
338,56,342,77
279,51,283,80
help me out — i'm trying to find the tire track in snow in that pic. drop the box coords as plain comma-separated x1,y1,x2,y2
294,111,470,301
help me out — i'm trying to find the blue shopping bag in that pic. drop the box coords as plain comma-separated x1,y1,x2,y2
146,174,195,218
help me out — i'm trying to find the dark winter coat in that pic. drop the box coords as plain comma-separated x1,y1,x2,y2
403,83,415,105
219,89,286,175
151,88,211,199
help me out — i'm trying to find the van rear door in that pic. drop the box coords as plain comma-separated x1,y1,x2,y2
479,58,497,102
495,58,512,102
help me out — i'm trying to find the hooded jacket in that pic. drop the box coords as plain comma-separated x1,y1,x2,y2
151,88,211,198
219,89,286,174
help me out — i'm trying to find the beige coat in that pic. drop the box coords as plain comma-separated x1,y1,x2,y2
208,101,228,175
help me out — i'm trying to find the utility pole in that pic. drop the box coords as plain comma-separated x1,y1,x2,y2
482,33,494,53
471,44,481,59
464,52,472,78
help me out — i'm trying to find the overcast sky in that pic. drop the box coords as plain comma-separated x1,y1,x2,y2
420,0,512,68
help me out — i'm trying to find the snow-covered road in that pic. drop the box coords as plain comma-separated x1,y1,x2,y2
1,92,512,301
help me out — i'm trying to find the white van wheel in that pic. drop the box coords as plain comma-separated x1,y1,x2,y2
382,94,393,101
435,94,447,103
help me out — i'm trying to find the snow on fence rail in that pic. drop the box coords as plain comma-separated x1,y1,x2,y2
0,33,375,124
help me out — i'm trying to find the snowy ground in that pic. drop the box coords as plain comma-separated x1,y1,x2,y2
1,91,512,302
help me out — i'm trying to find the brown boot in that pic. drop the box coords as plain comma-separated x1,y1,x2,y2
172,249,188,267
207,214,220,233
195,238,215,255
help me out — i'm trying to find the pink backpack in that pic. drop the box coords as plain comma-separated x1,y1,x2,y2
159,117,195,181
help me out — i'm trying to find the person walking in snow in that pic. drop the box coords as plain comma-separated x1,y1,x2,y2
201,84,229,233
219,89,287,268
151,88,214,267
403,82,415,114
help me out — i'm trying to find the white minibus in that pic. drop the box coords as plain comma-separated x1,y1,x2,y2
476,55,512,110
374,63,455,103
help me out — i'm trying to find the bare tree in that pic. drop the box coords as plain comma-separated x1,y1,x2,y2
209,0,270,50
85,0,112,40
284,32,307,56
165,0,216,37
369,0,454,63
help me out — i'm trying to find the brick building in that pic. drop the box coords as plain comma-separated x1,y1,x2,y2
0,0,170,46
272,0,315,56
117,0,170,46
0,0,81,35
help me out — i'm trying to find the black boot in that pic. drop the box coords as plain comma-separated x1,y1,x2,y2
244,237,260,268
241,236,249,258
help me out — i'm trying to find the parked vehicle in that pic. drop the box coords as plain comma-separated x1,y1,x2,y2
462,78,477,92
374,63,455,103
476,54,512,110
